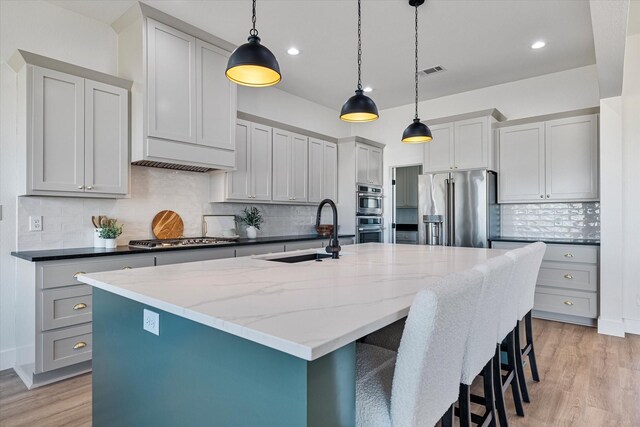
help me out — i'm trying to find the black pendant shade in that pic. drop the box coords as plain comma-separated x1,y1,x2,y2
340,89,379,123
402,118,433,143
225,0,281,87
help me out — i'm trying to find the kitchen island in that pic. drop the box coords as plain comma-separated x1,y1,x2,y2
79,243,505,427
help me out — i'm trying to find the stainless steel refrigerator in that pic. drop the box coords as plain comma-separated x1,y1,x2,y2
418,170,499,248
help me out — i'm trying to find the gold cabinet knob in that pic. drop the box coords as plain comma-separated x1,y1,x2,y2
77,185,84,190
73,341,87,350
86,186,93,190
73,303,87,311
540,195,544,198
564,273,574,279
122,266,132,270
546,194,550,198
564,300,574,306
564,253,574,258
73,271,86,279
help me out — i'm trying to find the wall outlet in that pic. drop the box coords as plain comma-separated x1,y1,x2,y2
29,216,42,232
143,309,159,336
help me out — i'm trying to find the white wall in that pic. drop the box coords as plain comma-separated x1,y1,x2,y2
350,65,600,242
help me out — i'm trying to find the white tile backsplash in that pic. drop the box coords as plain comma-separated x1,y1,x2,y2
16,166,324,251
501,202,600,239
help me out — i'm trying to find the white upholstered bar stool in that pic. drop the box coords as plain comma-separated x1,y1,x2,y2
457,255,515,427
355,270,483,427
513,242,546,402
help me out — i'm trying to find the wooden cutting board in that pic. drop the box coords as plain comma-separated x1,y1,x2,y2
152,210,184,239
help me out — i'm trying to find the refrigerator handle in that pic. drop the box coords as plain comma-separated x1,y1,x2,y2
449,180,455,246
445,179,451,246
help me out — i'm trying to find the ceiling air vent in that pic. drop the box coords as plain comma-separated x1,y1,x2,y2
419,65,446,77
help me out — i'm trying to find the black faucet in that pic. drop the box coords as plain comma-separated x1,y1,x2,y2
316,199,340,259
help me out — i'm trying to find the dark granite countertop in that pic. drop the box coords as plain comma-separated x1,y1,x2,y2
490,237,600,246
11,234,356,262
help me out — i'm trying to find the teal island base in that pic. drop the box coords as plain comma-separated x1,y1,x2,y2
92,288,356,427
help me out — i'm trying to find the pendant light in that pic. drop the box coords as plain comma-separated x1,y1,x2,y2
340,0,379,122
226,0,281,87
402,0,432,143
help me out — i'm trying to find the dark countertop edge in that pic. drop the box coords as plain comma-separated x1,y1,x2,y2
490,237,600,246
11,234,356,262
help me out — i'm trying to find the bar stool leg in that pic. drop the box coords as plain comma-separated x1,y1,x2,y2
506,330,525,417
483,358,497,427
493,345,509,427
525,310,540,382
459,383,472,427
514,322,530,403
441,404,454,427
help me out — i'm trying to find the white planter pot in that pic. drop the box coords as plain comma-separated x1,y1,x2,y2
104,238,117,249
94,229,105,248
246,226,257,239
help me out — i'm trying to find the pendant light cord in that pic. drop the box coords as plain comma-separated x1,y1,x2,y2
250,0,258,36
357,0,362,91
414,2,419,120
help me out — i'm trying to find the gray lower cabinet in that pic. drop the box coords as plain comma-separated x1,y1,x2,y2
154,247,236,266
491,241,599,325
235,243,286,257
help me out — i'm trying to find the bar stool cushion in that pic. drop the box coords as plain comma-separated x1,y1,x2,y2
355,343,396,427
361,318,405,352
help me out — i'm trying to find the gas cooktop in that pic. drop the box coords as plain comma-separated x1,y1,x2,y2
128,237,235,249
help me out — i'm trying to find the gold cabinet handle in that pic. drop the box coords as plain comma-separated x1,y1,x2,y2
73,303,87,311
564,274,574,279
73,271,86,279
122,266,132,270
564,253,574,258
564,300,574,306
86,186,93,190
73,341,87,350
77,185,84,190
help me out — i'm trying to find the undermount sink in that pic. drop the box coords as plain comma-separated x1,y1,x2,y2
265,253,333,263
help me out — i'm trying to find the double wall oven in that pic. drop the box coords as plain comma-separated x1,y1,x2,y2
356,184,384,243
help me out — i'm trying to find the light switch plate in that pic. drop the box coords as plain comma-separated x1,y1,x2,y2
29,216,42,231
143,309,159,335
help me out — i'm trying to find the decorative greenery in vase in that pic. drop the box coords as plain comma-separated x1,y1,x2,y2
98,219,123,239
237,207,264,230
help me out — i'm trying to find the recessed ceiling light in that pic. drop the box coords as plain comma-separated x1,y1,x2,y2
287,47,300,56
531,41,546,49
363,86,373,93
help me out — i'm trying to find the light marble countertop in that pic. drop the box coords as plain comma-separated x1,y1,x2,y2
79,243,506,361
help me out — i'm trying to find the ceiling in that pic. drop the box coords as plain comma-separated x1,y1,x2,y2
48,0,597,111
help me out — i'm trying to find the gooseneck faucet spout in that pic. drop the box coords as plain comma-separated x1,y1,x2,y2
316,199,340,259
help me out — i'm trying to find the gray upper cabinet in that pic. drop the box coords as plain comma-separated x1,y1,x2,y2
424,123,454,173
116,11,236,170
396,166,419,208
498,114,598,203
356,143,383,186
227,120,251,200
323,141,338,201
146,19,197,144
32,67,86,193
273,128,308,203
11,50,132,198
308,138,324,203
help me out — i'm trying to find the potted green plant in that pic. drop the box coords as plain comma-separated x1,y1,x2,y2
237,207,263,239
98,219,123,249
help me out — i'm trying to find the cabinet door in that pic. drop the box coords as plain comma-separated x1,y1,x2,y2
405,166,419,208
498,123,545,202
291,134,308,202
308,138,324,203
323,142,338,201
84,80,128,195
356,145,370,184
454,117,488,170
196,39,236,150
147,18,196,144
227,120,251,200
32,67,85,193
369,147,383,186
395,168,406,207
272,128,291,202
424,122,454,173
250,123,272,201
545,115,598,201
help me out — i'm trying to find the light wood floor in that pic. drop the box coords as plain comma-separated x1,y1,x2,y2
0,319,638,427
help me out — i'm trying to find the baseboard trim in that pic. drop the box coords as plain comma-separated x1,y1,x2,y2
624,318,640,335
597,317,626,337
0,348,15,371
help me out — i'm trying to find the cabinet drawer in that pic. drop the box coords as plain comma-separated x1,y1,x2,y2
396,231,418,241
155,247,235,266
534,288,597,319
39,255,155,289
41,286,92,331
284,240,323,252
537,262,597,292
543,245,598,264
41,324,92,372
235,243,285,257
